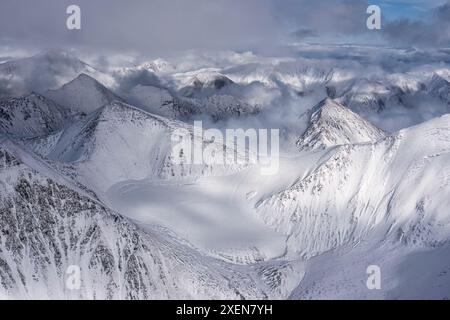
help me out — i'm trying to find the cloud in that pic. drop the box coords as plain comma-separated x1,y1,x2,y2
272,0,370,36
0,0,281,54
291,28,318,40
0,0,448,55
383,1,450,47
113,68,162,94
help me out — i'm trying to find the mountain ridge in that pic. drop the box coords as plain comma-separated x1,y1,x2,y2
297,98,385,150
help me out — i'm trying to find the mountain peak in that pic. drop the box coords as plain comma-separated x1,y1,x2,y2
72,72,98,83
180,71,234,97
139,58,174,73
311,97,339,111
192,71,234,87
297,98,385,150
45,74,121,114
61,73,109,90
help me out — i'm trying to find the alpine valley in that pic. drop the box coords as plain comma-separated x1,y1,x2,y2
0,45,449,300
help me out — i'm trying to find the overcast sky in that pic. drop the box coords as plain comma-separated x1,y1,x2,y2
0,0,448,54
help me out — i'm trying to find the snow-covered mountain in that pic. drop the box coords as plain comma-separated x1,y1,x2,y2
0,92,69,137
188,95,260,121
297,98,385,150
27,101,248,195
0,141,302,299
45,73,122,115
258,114,450,258
128,84,259,121
139,58,175,74
337,79,403,113
0,50,108,97
127,85,198,119
428,74,450,104
1,46,450,300
179,71,235,97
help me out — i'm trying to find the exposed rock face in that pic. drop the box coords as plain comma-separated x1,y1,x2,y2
297,98,385,151
25,101,248,195
0,93,69,138
0,145,301,299
259,115,450,258
428,74,450,104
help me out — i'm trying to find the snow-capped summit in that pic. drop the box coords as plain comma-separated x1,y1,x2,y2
259,114,450,259
297,98,385,150
180,71,234,97
45,73,122,115
193,71,234,89
139,58,174,74
32,101,247,195
0,92,69,137
337,78,402,113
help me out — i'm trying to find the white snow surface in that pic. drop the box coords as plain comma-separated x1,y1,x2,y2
297,98,385,150
1,47,450,299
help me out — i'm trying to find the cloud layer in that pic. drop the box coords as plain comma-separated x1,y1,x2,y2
0,0,448,54
383,2,450,47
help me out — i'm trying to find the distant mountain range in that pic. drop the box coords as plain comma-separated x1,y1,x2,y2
1,48,449,299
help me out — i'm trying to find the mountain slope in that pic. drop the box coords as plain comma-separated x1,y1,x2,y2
128,84,259,121
26,101,247,195
45,73,122,114
179,71,235,97
0,142,302,299
258,114,450,258
297,98,385,150
127,85,198,119
336,78,405,114
190,95,260,121
0,92,69,137
289,238,450,299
